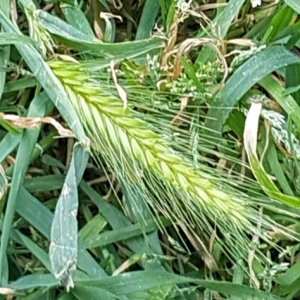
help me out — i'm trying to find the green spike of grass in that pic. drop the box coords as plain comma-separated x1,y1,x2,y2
49,60,284,261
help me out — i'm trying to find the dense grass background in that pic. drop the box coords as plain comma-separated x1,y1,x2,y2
2,0,300,299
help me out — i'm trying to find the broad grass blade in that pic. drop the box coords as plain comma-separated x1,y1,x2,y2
9,274,58,290
285,0,300,14
36,10,163,60
50,144,89,290
75,270,285,300
205,46,300,138
136,0,160,40
17,187,107,278
0,33,37,46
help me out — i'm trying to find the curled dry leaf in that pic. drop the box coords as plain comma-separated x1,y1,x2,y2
251,0,262,8
173,38,228,89
90,0,103,40
10,0,18,27
0,287,15,295
243,102,262,157
195,3,227,12
100,12,123,22
224,38,255,47
106,0,123,10
171,96,190,126
110,60,127,108
0,113,74,138
49,54,79,64
243,102,300,208
0,165,8,201
161,4,192,71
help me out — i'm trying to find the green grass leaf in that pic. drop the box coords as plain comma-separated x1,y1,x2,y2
0,133,21,163
259,74,300,133
3,77,37,93
285,0,300,14
36,10,163,60
205,45,300,138
136,0,160,40
16,187,108,279
50,144,89,290
0,0,11,101
0,10,88,143
0,119,20,135
0,32,37,46
214,0,246,37
10,229,52,272
9,274,59,290
244,102,300,208
249,155,300,207
267,5,295,42
80,181,167,270
265,138,294,196
61,5,94,38
76,270,285,299
286,63,300,104
0,93,51,283
72,285,118,300
83,217,170,248
196,0,246,64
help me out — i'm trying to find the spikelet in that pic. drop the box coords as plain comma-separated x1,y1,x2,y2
49,60,273,259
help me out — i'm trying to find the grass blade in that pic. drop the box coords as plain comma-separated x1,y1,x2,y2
285,0,300,14
36,10,163,60
0,32,37,46
205,45,300,138
196,0,246,64
61,5,94,38
0,0,11,102
259,74,300,133
214,0,246,37
76,270,285,300
0,133,21,163
3,77,37,93
10,229,52,272
286,63,300,104
80,181,167,270
136,0,160,40
265,138,294,196
0,93,52,283
16,186,108,279
244,102,300,207
0,10,88,143
121,179,166,259
72,286,117,300
84,217,170,248
50,144,89,290
9,274,58,290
